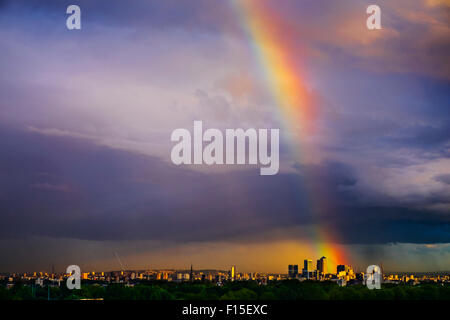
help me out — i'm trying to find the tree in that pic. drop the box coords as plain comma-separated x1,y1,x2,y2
220,288,257,300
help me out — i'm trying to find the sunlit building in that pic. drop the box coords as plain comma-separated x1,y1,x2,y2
302,259,314,279
317,257,327,276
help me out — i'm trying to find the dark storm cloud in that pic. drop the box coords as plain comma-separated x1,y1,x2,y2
333,207,450,245
0,0,236,34
3,0,449,82
376,78,450,154
0,125,307,242
435,174,450,185
0,126,448,245
0,0,8,10
388,122,450,150
294,161,358,188
315,73,450,167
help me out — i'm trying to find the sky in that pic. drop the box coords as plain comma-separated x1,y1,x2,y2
0,0,449,273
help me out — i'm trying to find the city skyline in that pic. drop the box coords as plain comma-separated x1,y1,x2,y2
2,263,448,302
2,253,449,275
3,260,448,284
0,0,449,274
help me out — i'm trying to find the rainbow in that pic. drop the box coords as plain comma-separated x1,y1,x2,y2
230,0,347,269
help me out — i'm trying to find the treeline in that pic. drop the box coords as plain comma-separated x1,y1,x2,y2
1,280,449,300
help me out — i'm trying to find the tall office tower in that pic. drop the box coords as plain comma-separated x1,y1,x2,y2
317,256,327,275
288,265,299,278
302,259,313,279
231,266,236,281
304,259,313,271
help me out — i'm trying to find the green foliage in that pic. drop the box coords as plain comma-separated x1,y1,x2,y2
220,288,257,300
1,281,449,300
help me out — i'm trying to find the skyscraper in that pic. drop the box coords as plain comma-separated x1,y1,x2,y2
231,266,236,281
302,259,313,279
317,256,327,275
288,265,298,278
304,259,312,271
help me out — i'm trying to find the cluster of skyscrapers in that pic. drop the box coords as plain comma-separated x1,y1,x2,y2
289,257,329,279
288,257,364,286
